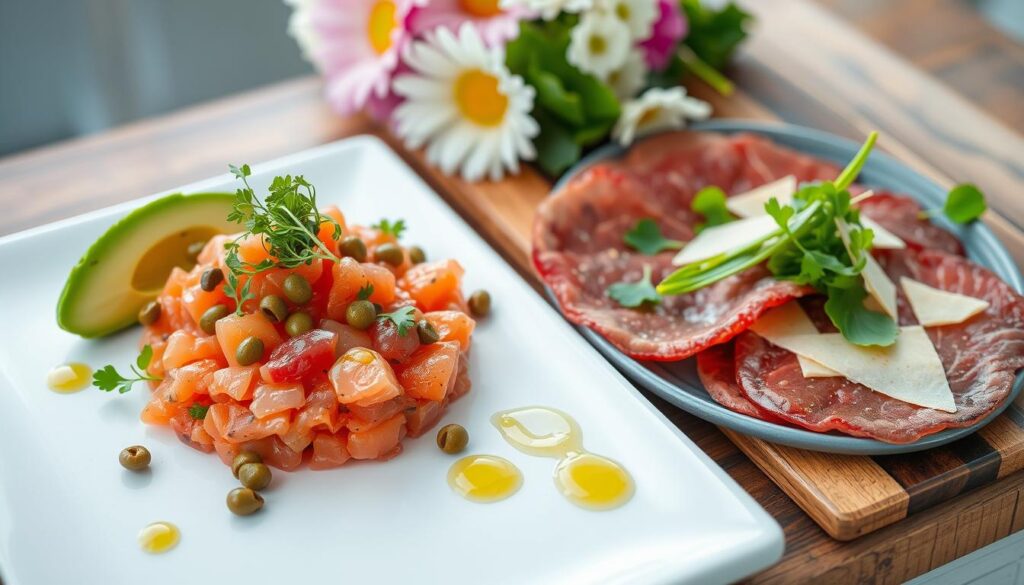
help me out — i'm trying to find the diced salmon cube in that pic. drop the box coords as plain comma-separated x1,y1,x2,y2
406,399,446,438
156,359,219,404
163,331,225,370
204,403,290,443
399,260,465,311
181,283,228,327
326,258,396,319
424,311,475,351
347,413,406,460
397,342,460,401
329,348,403,406
250,383,305,419
209,366,259,401
215,313,283,367
213,436,303,471
310,432,351,470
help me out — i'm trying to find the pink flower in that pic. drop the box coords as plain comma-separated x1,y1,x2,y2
639,0,687,71
409,0,534,46
289,0,425,115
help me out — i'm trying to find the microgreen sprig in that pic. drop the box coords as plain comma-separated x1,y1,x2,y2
607,265,662,308
93,345,162,394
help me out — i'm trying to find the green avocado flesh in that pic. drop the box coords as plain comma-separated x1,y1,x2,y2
57,192,238,338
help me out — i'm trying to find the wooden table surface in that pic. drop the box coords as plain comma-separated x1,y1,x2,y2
1,0,1023,582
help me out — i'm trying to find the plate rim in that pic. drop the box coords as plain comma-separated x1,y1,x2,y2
548,119,1024,456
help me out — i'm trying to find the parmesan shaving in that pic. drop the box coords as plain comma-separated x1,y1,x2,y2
672,214,779,266
900,277,990,326
836,219,899,319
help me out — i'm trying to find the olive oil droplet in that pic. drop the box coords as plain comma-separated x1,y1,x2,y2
138,521,180,554
448,455,522,503
555,452,634,510
47,363,92,393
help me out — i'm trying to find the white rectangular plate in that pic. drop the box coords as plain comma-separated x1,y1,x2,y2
0,136,782,585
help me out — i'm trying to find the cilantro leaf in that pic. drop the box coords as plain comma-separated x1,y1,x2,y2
692,187,735,232
624,219,684,255
93,346,162,394
944,184,986,224
357,284,374,301
377,305,416,336
608,265,662,308
188,404,210,420
373,219,406,239
824,285,899,346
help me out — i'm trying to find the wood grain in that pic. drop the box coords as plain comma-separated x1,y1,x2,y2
1,0,1023,582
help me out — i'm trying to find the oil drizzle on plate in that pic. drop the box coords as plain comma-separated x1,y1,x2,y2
138,521,180,554
47,363,92,393
447,455,522,503
492,406,634,510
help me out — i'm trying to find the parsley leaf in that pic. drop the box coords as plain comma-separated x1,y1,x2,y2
692,186,735,232
223,270,255,316
944,184,987,224
377,305,416,336
188,404,210,420
373,218,406,239
357,284,374,301
624,219,684,255
607,265,662,308
92,345,162,394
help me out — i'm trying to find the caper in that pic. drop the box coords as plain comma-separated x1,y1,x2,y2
259,295,288,323
186,240,207,263
200,304,230,335
200,268,224,292
138,301,161,326
238,462,272,491
408,246,426,265
236,336,264,366
231,451,263,478
226,487,264,516
282,274,313,304
285,312,313,337
374,243,404,266
119,445,151,471
340,236,368,262
345,300,377,331
416,320,439,345
468,290,491,317
436,424,469,454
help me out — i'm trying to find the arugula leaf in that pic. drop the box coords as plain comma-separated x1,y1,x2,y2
608,265,662,308
624,219,684,255
944,184,987,224
93,345,162,394
680,0,753,70
357,284,374,301
377,305,417,336
692,187,735,232
824,286,900,346
373,218,406,239
188,404,210,420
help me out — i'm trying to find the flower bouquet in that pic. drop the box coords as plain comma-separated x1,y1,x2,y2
286,0,752,181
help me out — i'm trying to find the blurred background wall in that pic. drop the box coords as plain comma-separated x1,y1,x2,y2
0,0,1020,157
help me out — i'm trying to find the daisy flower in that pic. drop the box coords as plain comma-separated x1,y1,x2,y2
612,87,711,146
639,0,687,70
567,11,631,79
286,0,422,114
606,49,648,100
393,24,539,182
594,0,658,41
411,0,534,46
499,0,593,21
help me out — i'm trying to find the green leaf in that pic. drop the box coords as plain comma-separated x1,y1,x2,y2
527,61,586,126
377,305,417,336
692,186,735,232
678,45,734,96
681,0,753,69
624,219,684,255
136,344,154,370
357,284,374,301
824,285,899,347
373,218,407,239
533,114,582,177
944,184,987,224
608,265,662,308
92,365,129,393
188,403,210,420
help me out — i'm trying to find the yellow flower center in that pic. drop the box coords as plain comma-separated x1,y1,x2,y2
615,3,631,21
589,35,607,56
637,108,661,127
454,69,508,127
367,0,397,55
458,0,503,17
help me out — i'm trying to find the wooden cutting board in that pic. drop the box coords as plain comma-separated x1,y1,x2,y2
364,0,1024,539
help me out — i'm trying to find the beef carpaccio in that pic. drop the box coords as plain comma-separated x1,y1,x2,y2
534,131,1024,444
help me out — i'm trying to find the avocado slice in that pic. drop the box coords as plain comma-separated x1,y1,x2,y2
57,192,238,338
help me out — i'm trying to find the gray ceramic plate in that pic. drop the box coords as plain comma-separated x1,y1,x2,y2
549,119,1024,455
